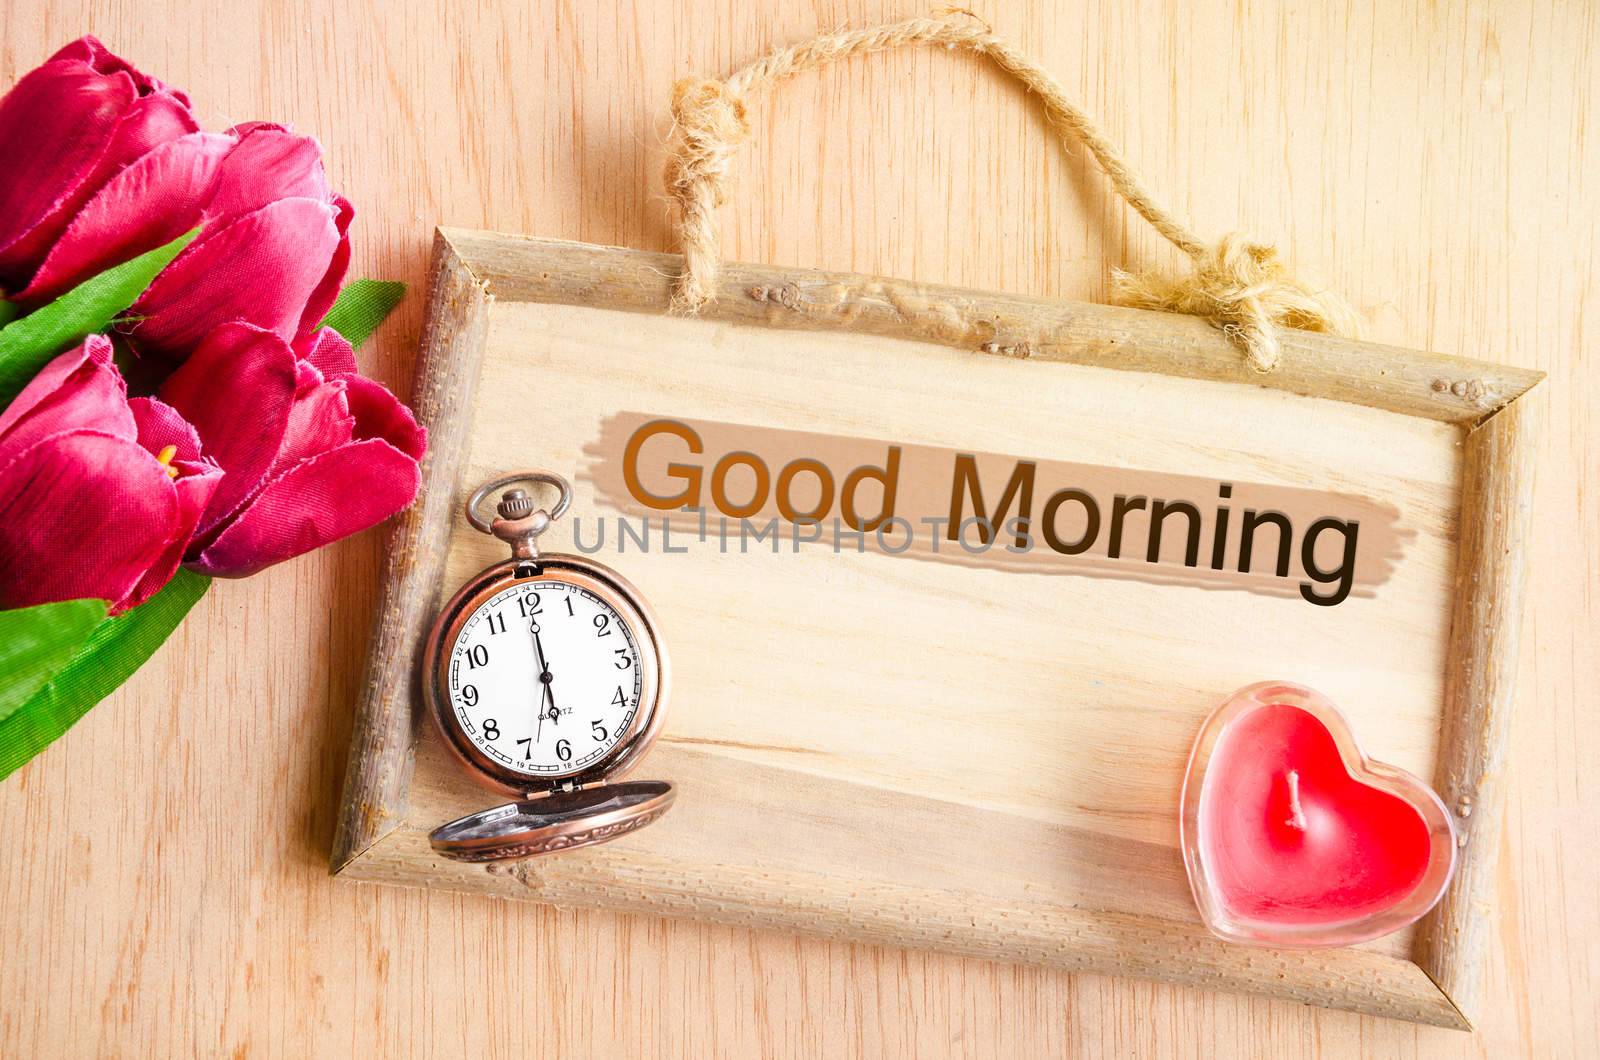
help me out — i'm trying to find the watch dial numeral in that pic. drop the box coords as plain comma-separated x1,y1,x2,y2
461,684,478,707
482,718,500,740
593,613,611,636
591,719,608,743
485,611,507,635
517,737,533,760
517,592,542,618
564,596,575,617
614,648,631,670
466,644,489,669
556,739,572,762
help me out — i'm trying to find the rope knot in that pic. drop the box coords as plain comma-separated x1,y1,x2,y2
1113,234,1360,372
664,78,750,312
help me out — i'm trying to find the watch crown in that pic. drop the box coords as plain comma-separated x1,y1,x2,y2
497,489,537,521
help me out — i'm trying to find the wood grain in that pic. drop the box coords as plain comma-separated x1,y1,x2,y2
0,1,1594,1056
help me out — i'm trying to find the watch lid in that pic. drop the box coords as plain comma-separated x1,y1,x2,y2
429,779,675,862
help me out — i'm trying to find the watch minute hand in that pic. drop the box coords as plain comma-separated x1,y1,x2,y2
530,621,548,672
530,621,553,738
531,622,558,725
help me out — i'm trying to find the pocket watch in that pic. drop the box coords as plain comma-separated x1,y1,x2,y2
424,470,674,862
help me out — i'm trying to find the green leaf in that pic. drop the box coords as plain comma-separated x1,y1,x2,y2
0,228,199,407
318,278,406,347
0,598,108,725
0,570,211,781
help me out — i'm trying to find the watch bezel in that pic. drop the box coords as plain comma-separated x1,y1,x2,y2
423,552,669,797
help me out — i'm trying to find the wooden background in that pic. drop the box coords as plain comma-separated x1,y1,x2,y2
0,0,1593,1056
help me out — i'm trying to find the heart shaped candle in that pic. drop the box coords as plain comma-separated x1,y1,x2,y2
1180,682,1456,947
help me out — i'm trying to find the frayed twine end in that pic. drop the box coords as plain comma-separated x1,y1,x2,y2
1112,234,1360,372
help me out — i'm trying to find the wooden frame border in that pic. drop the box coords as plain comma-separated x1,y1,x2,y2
333,228,1544,1030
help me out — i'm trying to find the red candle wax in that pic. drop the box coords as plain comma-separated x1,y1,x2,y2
1181,683,1456,947
1199,703,1429,923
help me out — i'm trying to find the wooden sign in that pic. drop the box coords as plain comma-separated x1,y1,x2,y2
333,228,1541,1029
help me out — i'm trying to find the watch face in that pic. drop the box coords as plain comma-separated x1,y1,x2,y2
444,578,646,778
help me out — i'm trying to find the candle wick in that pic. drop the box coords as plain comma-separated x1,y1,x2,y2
1285,770,1308,831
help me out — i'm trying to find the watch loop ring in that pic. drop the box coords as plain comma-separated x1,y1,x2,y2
465,471,574,535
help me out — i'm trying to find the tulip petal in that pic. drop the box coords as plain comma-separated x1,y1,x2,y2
0,429,179,612
297,194,353,336
207,126,331,222
128,395,207,463
224,120,284,138
187,436,420,577
124,398,222,610
293,326,357,378
344,374,427,461
0,39,196,290
272,370,354,477
120,460,217,610
20,132,232,303
101,88,197,165
0,336,133,452
157,322,298,536
128,197,341,357
50,37,192,108
0,59,135,283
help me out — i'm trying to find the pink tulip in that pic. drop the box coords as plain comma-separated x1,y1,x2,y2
0,37,196,294
0,336,221,613
0,38,351,362
19,121,352,361
157,322,425,577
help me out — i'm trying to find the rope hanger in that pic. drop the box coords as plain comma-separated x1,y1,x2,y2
662,11,1359,373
